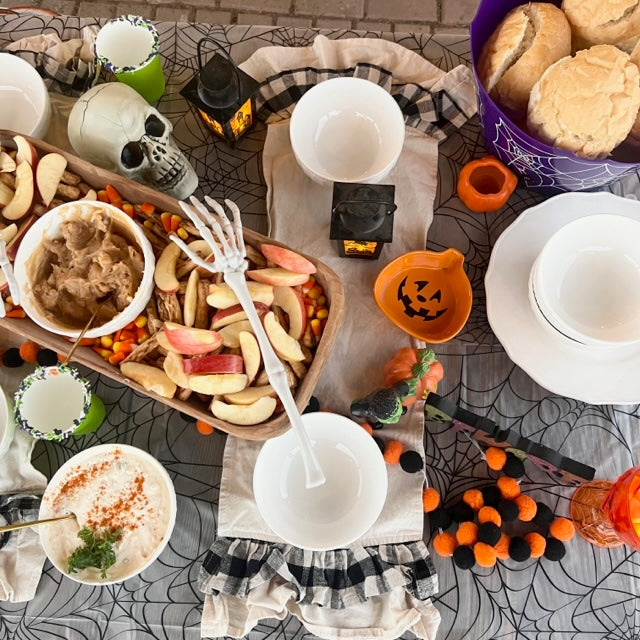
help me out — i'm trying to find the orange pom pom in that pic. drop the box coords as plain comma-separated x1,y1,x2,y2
478,505,502,527
456,521,478,546
525,532,546,558
515,494,537,521
474,541,497,567
19,341,40,363
549,517,575,541
497,476,521,500
360,422,374,435
463,488,484,511
422,487,441,512
494,532,510,560
383,440,404,464
485,447,507,471
433,531,457,557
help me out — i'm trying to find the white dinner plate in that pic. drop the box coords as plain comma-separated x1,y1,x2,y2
485,192,640,405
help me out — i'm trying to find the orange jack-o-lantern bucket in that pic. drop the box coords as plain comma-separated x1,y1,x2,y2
373,248,472,343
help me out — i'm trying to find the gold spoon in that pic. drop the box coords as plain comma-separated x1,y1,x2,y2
63,292,114,364
0,512,76,534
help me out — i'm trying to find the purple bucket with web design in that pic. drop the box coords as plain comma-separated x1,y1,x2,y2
470,0,640,193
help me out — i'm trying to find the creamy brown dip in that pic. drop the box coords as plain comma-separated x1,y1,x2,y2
26,205,144,329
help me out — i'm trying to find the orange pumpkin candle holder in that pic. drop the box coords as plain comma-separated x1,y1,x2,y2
457,155,517,213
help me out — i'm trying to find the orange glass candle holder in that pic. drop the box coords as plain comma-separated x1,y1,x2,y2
457,155,517,213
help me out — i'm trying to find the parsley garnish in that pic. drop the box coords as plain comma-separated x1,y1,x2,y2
67,527,123,579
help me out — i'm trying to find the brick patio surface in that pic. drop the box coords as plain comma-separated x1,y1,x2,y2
2,0,480,31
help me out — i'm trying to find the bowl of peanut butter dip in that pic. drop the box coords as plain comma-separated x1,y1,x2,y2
13,201,155,338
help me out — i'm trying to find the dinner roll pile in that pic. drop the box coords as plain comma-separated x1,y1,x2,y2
478,1,640,159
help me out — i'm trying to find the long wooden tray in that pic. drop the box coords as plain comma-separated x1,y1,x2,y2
0,130,345,441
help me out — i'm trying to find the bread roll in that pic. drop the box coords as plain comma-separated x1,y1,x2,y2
477,3,571,113
527,45,640,158
562,0,640,53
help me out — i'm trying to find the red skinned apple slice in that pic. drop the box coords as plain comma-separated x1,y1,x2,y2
36,152,68,206
5,214,36,260
155,330,174,352
2,161,34,220
0,182,14,207
238,330,261,384
223,384,276,406
218,320,253,348
273,286,307,339
0,151,16,173
13,135,38,167
263,311,305,362
206,282,274,309
210,301,269,330
188,372,248,395
120,362,177,398
163,351,190,388
182,353,244,375
163,321,223,355
183,269,199,327
261,243,316,274
154,242,181,293
246,267,310,287
210,396,277,425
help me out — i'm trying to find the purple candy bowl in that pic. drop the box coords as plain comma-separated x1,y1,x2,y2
470,0,640,193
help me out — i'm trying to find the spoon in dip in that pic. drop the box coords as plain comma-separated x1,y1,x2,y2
0,512,76,534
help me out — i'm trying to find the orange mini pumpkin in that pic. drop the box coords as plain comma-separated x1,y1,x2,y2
383,347,444,405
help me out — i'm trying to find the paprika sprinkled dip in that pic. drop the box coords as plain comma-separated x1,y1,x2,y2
39,444,176,584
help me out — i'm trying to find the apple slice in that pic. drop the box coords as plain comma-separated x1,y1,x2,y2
120,361,177,398
0,151,16,173
155,330,174,352
273,286,307,339
13,134,38,167
223,384,276,406
0,223,17,245
5,214,36,260
261,243,316,274
238,330,261,385
188,372,248,395
163,321,223,355
2,161,34,220
206,282,274,309
263,311,305,362
154,242,181,293
246,267,310,287
182,353,244,375
210,301,269,330
183,269,199,327
35,152,68,206
210,396,277,425
218,320,253,348
81,188,98,201
163,351,190,388
0,182,13,207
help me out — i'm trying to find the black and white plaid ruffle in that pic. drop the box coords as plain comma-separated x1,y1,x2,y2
255,62,473,142
199,537,438,610
0,494,41,550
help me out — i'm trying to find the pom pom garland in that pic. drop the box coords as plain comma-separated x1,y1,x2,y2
429,507,452,530
451,501,475,523
433,532,457,557
525,532,546,558
400,450,423,473
494,532,511,560
462,488,484,511
549,517,575,541
544,537,566,561
456,521,479,546
474,542,497,567
485,447,507,471
532,502,554,527
453,545,475,569
497,476,521,500
372,437,386,454
480,485,502,507
497,499,519,522
503,454,525,479
383,440,404,464
477,522,501,546
422,487,441,513
508,536,531,562
478,506,502,527
515,494,537,521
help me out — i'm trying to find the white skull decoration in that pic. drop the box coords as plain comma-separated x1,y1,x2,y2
67,83,198,199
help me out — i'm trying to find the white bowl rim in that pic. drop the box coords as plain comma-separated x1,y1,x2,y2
39,443,177,585
0,383,15,460
13,200,156,339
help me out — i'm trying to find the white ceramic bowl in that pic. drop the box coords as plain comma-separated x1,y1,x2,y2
253,411,388,551
39,444,177,585
0,52,51,139
0,382,15,460
529,213,640,347
289,77,405,185
13,200,155,339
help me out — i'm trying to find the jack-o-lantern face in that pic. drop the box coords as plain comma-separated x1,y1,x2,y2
397,276,448,321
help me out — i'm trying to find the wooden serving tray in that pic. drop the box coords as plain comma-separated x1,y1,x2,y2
0,131,345,441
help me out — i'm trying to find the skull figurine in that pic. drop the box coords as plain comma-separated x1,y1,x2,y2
67,83,198,199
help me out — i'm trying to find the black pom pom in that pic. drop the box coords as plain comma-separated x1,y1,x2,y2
477,522,501,546
481,485,502,507
2,347,24,368
544,537,566,561
453,545,475,569
429,507,452,530
372,436,386,454
504,454,525,478
497,499,519,522
532,502,554,527
36,348,58,367
399,450,423,473
451,501,475,523
508,536,531,562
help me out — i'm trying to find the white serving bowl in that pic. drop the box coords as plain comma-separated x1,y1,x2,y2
289,77,405,185
0,382,15,460
253,411,388,551
13,200,155,339
39,444,177,585
0,52,51,139
529,213,640,347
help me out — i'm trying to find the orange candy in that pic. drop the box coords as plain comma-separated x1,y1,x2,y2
525,532,547,558
474,542,497,567
549,517,575,541
433,531,457,557
463,488,484,511
497,476,521,500
515,494,537,521
383,440,404,464
494,532,510,560
422,487,441,513
485,447,507,471
478,506,502,527
456,521,478,546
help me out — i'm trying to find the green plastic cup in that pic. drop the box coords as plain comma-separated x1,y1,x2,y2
94,15,165,103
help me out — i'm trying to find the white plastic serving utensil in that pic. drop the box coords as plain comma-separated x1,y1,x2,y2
0,240,19,318
171,196,326,489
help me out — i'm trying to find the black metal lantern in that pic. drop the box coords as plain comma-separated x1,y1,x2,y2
180,37,259,144
329,183,396,259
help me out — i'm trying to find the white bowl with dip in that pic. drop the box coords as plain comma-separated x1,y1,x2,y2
13,200,155,339
39,443,177,585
